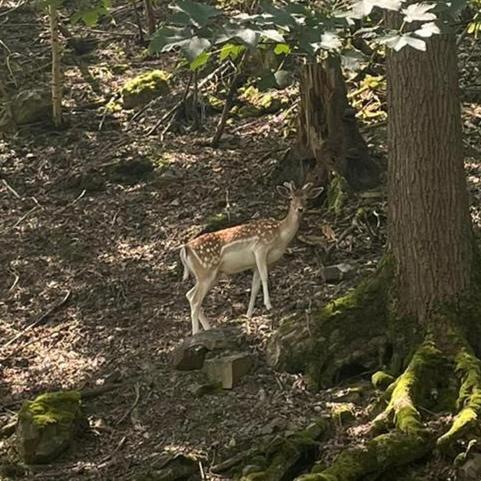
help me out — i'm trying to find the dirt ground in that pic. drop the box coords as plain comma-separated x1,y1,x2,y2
1,2,481,480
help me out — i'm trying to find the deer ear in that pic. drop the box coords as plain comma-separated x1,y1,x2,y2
277,185,291,198
307,186,324,199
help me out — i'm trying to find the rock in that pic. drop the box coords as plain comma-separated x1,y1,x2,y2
202,353,253,389
235,86,287,118
321,263,356,283
16,391,85,464
458,453,481,481
121,70,170,109
137,452,197,481
12,88,51,125
108,158,155,185
371,370,395,390
172,327,242,371
172,344,208,371
188,382,222,397
329,402,356,426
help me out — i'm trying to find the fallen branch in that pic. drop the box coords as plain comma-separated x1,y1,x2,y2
146,73,193,136
1,290,71,352
116,382,141,425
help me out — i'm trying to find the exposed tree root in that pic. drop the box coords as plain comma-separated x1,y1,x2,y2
239,335,481,480
267,259,393,388
373,342,444,435
437,347,481,449
295,432,431,481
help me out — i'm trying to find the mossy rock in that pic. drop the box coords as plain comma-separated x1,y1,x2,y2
16,391,85,464
121,70,170,109
236,86,287,118
12,88,51,125
330,402,356,426
372,370,395,390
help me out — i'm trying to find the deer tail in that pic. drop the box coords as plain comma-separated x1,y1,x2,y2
180,245,190,281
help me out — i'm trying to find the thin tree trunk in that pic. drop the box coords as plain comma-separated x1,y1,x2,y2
387,30,473,325
144,0,156,35
49,3,62,127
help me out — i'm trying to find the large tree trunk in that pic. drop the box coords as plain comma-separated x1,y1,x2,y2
387,30,473,327
251,24,481,481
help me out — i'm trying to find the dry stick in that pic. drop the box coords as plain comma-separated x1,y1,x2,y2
49,3,62,127
146,73,193,136
130,0,144,43
116,383,141,425
12,205,40,228
8,271,19,292
54,189,86,215
1,290,71,351
2,178,21,198
211,54,247,147
1,320,79,362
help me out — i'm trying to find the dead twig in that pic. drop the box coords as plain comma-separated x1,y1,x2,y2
2,178,21,198
97,435,127,468
8,270,19,292
147,73,193,137
1,290,71,351
54,189,86,215
13,204,40,228
116,383,141,425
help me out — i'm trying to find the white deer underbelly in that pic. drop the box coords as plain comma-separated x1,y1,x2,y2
220,249,256,274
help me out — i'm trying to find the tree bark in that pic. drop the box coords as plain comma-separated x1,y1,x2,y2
144,0,156,35
49,3,62,127
278,58,380,191
386,29,473,326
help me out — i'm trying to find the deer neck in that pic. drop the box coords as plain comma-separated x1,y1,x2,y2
279,205,301,245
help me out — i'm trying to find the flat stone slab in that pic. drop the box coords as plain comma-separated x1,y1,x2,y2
172,327,242,371
202,352,253,389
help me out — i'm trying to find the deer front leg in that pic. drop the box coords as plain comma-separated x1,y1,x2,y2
247,268,261,318
254,249,272,311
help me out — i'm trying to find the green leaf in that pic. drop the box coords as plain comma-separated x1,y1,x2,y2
172,0,221,28
341,50,366,70
414,22,440,38
274,69,292,88
402,3,436,23
149,26,191,53
234,28,260,48
380,33,426,51
319,32,342,51
256,70,278,90
274,43,291,55
219,43,245,61
182,36,211,62
261,29,285,43
190,51,210,70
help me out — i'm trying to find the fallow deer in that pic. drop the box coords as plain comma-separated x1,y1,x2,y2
179,182,323,334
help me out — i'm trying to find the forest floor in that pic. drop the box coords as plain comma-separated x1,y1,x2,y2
1,2,481,481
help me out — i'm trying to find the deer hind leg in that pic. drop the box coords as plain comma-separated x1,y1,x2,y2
254,250,272,310
190,271,217,334
246,268,261,318
186,284,200,334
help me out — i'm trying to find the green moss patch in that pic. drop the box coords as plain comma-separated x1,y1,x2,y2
16,391,84,464
121,70,170,109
